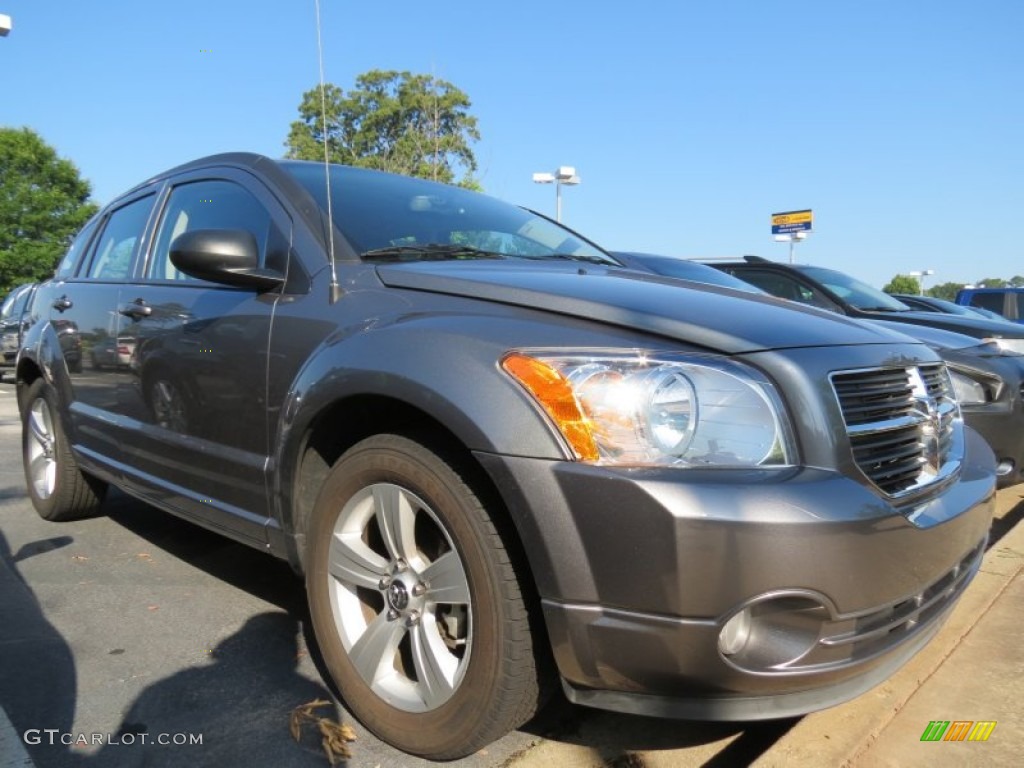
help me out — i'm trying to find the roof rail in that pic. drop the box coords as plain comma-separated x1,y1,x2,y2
743,254,770,263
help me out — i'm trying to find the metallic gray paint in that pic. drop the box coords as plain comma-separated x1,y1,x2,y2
17,154,999,728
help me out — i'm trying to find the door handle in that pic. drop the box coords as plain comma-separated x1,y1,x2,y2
52,296,72,312
118,300,152,320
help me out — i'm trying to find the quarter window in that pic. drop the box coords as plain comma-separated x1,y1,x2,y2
55,217,101,279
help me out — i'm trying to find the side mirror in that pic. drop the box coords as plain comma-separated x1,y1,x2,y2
170,229,285,291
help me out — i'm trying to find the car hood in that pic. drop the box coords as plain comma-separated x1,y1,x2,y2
862,308,1024,339
869,320,987,351
376,261,916,354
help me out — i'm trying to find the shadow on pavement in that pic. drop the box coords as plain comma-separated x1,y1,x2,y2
103,490,307,616
0,530,78,766
521,695,798,765
87,612,339,768
989,494,1024,550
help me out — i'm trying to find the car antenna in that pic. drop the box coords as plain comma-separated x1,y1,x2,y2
315,0,343,303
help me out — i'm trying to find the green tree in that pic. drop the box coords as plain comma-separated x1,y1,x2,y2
926,282,965,301
1009,275,1024,287
285,70,481,189
977,277,1008,288
0,127,98,295
882,274,921,295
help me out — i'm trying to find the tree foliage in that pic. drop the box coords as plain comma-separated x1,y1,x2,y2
882,274,921,295
0,127,98,295
285,70,481,189
926,281,964,301
977,277,1008,288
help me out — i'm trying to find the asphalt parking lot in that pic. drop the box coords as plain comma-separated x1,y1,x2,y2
1,375,1021,768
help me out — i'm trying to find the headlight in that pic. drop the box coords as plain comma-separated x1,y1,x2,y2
949,368,992,406
502,351,794,467
983,337,1024,356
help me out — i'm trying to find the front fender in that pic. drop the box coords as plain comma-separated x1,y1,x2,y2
270,318,574,562
276,316,569,462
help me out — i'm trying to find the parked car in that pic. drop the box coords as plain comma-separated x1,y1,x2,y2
892,293,1011,322
708,256,1024,351
17,154,994,760
618,255,1024,487
611,251,762,291
90,336,136,370
1,282,37,369
955,286,1024,323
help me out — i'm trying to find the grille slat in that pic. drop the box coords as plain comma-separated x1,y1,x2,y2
831,363,962,497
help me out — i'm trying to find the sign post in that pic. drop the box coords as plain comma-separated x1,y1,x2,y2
771,209,813,263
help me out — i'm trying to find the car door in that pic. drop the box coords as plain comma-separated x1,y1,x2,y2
111,170,292,545
44,193,158,470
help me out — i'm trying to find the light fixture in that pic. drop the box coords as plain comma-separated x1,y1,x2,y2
532,166,580,222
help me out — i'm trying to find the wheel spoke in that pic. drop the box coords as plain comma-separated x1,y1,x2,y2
28,405,51,446
328,532,389,590
29,453,54,497
422,551,470,605
374,485,419,564
348,609,406,687
409,620,457,708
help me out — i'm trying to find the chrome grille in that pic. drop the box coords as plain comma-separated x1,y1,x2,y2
831,364,962,498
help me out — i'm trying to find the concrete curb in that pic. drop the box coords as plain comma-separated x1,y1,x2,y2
752,512,1024,767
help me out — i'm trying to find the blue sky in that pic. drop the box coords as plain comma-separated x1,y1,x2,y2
2,1,1021,289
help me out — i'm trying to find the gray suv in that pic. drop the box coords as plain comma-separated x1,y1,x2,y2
17,154,994,759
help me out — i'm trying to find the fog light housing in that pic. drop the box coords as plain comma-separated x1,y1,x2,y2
718,594,829,670
719,608,753,656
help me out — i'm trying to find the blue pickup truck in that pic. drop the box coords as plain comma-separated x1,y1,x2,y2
956,287,1024,323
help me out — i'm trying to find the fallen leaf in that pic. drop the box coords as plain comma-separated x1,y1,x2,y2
289,699,355,764
72,555,89,562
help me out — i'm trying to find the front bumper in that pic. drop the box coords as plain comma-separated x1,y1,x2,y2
476,427,995,720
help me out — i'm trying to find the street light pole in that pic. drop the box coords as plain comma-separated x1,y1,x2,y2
532,166,580,223
909,269,935,296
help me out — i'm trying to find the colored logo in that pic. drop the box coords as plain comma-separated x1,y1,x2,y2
920,720,996,742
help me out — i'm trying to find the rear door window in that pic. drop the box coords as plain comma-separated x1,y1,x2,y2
968,292,1006,315
85,196,156,280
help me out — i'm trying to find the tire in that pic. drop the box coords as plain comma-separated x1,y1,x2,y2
22,378,107,521
306,434,541,759
146,375,190,433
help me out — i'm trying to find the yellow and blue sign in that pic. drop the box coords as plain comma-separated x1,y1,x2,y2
771,209,813,235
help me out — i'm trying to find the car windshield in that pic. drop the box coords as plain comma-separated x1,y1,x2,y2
797,266,910,311
281,161,617,265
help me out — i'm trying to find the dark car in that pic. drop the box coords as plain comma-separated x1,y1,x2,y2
612,251,762,291
0,282,37,369
17,154,994,759
893,293,1010,322
955,286,1024,323
709,256,1024,353
619,255,1024,487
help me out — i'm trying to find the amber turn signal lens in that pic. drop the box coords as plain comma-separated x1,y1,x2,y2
501,353,599,461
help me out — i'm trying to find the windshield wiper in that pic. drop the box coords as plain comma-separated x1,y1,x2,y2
360,244,505,262
859,306,909,312
540,252,619,266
